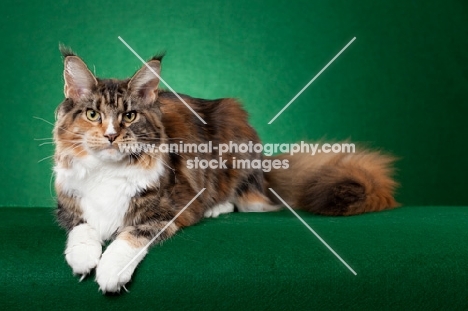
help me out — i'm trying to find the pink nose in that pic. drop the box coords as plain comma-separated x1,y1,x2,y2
104,133,118,143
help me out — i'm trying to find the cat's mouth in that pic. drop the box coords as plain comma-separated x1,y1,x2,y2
103,144,118,150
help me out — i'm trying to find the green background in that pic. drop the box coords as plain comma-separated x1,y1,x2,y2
1,0,467,207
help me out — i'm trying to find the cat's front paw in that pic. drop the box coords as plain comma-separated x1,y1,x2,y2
65,224,102,276
96,239,147,294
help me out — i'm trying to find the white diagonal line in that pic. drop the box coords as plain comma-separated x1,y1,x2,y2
268,188,357,275
117,188,206,276
118,36,207,125
268,37,356,124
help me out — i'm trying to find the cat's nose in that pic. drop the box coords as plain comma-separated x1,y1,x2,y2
104,133,118,143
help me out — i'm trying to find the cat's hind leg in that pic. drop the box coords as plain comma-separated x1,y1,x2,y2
233,172,282,213
204,201,235,218
235,190,282,213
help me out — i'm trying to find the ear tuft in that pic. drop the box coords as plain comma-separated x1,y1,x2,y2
59,44,76,58
128,60,161,104
63,55,97,101
150,52,165,62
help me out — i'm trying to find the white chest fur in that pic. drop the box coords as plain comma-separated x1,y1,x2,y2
55,157,164,241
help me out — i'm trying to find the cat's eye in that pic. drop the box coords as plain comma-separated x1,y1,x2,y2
123,111,137,123
86,109,101,122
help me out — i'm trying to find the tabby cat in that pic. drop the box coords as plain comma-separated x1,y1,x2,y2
53,47,397,293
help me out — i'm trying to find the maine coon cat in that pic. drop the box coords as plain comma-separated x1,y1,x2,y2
54,47,397,293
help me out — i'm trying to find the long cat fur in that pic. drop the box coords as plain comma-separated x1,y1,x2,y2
53,47,398,293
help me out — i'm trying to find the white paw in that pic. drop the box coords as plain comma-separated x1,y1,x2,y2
204,202,235,218
96,239,147,293
236,201,282,212
65,224,102,276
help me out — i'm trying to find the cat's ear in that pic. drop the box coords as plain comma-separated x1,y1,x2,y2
128,59,161,104
63,55,97,101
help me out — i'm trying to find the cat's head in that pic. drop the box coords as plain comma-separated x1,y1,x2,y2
54,47,166,164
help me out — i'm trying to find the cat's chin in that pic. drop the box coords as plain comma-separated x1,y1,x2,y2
92,148,127,162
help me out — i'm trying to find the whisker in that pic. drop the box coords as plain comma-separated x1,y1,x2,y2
34,137,54,141
154,156,177,196
53,139,80,143
39,142,55,146
49,170,56,200
58,141,82,149
56,143,85,157
34,116,86,137
37,155,54,163
133,152,150,167
169,150,186,159
33,116,55,127
61,145,88,159
160,159,175,172
146,152,175,172
57,127,85,137
75,149,88,157
133,135,185,140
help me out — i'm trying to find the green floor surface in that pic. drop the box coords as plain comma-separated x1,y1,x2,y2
1,206,467,310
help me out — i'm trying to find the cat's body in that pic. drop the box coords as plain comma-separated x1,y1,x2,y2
54,48,397,293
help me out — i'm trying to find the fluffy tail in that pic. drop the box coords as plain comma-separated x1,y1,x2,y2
264,149,398,216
